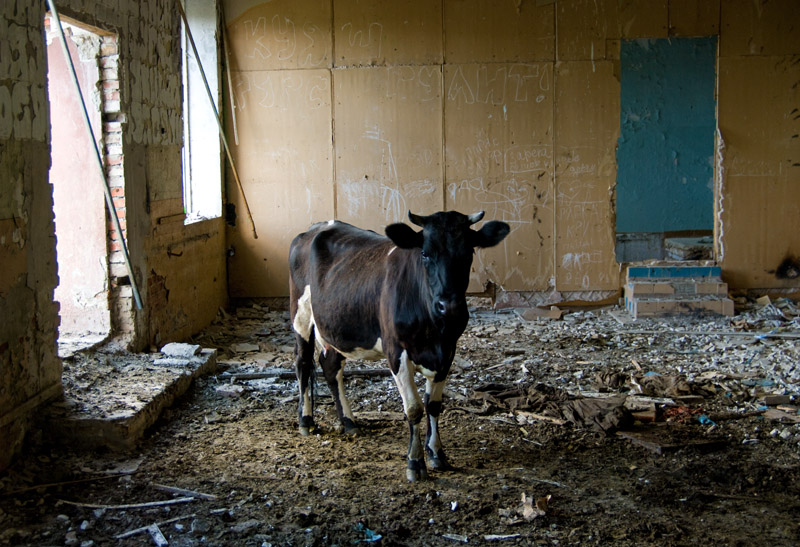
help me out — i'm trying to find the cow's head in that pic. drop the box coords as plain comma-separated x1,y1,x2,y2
385,211,510,319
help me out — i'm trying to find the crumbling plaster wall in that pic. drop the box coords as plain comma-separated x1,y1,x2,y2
1,0,60,472
223,0,799,301
716,0,800,290
0,0,226,470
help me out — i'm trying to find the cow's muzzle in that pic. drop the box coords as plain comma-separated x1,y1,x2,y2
434,298,465,318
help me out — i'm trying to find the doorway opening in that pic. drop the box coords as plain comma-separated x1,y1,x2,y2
46,15,126,356
615,37,718,263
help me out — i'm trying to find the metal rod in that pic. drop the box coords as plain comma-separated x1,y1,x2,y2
176,0,258,239
46,0,143,310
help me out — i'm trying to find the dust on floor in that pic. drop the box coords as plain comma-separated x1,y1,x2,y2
1,298,799,546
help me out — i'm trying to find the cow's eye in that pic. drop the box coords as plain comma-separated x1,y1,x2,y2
421,250,430,261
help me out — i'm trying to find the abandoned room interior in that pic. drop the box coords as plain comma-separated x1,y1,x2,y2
1,0,799,544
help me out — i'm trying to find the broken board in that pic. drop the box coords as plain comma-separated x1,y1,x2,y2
617,424,728,455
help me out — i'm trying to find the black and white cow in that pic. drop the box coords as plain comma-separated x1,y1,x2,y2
288,211,510,481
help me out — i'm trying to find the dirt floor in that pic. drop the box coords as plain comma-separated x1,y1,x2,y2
2,298,800,546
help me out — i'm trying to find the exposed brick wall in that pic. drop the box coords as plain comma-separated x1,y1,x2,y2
1,0,226,471
97,32,139,341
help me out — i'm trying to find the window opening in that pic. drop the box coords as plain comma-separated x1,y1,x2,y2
46,16,121,355
181,0,223,222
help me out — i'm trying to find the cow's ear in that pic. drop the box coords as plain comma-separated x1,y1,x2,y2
386,223,423,249
471,221,510,248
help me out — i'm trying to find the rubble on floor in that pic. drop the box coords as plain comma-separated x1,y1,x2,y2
2,295,797,546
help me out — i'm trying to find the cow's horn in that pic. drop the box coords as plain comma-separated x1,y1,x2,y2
408,212,426,226
468,211,485,225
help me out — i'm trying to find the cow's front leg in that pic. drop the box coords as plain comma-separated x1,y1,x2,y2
391,350,427,482
424,378,451,470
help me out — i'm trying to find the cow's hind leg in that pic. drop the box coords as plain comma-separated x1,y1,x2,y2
391,350,427,482
319,350,359,435
294,330,317,435
424,378,452,471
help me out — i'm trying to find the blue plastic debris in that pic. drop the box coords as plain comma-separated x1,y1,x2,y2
742,378,775,387
755,330,777,340
353,523,382,544
697,414,717,427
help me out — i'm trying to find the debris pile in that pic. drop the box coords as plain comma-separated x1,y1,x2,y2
2,296,796,545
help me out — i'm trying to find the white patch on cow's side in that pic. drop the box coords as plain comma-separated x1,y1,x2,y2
387,246,397,256
327,219,335,226
336,368,355,422
292,285,314,341
339,337,384,361
392,350,423,423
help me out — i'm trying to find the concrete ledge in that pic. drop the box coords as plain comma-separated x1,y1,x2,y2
42,349,217,451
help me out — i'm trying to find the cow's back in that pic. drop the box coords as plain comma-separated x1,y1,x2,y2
289,221,393,356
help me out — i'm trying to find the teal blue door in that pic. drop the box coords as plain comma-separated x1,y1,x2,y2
616,37,717,252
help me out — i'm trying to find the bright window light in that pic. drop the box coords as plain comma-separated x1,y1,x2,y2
181,0,222,222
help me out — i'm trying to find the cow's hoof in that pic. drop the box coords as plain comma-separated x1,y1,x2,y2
341,418,360,436
299,416,315,436
406,459,428,482
427,448,452,471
